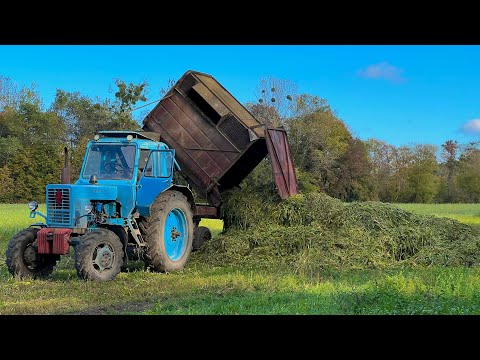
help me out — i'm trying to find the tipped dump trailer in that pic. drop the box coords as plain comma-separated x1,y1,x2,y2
142,70,298,215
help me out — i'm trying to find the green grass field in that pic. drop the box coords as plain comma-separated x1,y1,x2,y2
395,203,480,226
1,203,480,315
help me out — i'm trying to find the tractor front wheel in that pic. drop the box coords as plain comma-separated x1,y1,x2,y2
6,228,58,279
74,228,124,281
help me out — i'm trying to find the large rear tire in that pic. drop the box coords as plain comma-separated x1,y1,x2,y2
74,228,124,281
6,228,58,279
141,190,194,272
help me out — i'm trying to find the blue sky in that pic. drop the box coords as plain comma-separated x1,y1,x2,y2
1,45,479,147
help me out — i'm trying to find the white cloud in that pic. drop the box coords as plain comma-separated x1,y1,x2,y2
357,62,406,84
462,119,480,134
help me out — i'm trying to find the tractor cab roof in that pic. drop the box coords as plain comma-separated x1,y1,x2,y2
94,131,167,150
98,131,161,142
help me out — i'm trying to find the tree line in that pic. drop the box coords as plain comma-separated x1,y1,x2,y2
0,75,146,203
0,75,479,204
246,77,480,204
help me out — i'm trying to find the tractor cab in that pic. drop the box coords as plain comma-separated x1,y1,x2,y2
79,130,172,183
72,130,177,221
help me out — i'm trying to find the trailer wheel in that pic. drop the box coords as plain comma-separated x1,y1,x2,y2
74,228,124,281
6,228,58,279
142,190,194,272
193,226,212,251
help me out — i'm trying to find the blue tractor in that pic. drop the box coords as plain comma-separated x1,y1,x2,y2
6,131,202,281
6,70,299,281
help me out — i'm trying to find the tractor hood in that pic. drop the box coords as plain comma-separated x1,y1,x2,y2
45,184,118,228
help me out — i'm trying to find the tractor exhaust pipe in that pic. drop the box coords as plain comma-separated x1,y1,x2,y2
61,146,71,184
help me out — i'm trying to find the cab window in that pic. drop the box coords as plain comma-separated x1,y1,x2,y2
83,144,135,180
144,150,174,178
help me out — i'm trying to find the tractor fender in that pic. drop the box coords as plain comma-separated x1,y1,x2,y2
167,185,196,212
137,185,196,217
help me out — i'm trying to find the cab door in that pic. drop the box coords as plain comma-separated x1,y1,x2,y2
136,149,175,216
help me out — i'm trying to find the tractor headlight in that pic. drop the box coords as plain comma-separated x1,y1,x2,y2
84,203,94,214
28,201,38,211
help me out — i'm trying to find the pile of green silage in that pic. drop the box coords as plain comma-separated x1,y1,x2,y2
197,190,480,273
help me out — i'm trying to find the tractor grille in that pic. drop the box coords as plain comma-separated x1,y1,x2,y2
217,115,250,150
47,188,71,226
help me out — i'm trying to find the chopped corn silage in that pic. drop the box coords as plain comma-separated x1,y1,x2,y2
197,190,480,273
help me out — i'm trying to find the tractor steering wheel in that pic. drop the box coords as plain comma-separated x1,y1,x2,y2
104,161,127,174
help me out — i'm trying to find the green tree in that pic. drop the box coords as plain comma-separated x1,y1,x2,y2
0,90,66,202
113,79,148,113
0,133,22,168
366,138,397,202
331,138,375,201
402,145,440,203
1,81,51,202
440,140,459,202
286,94,352,195
0,165,14,202
456,148,480,202
8,145,64,202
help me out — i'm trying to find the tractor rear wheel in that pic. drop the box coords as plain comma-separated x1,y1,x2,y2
74,228,124,281
193,226,212,251
6,228,58,279
141,190,194,272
